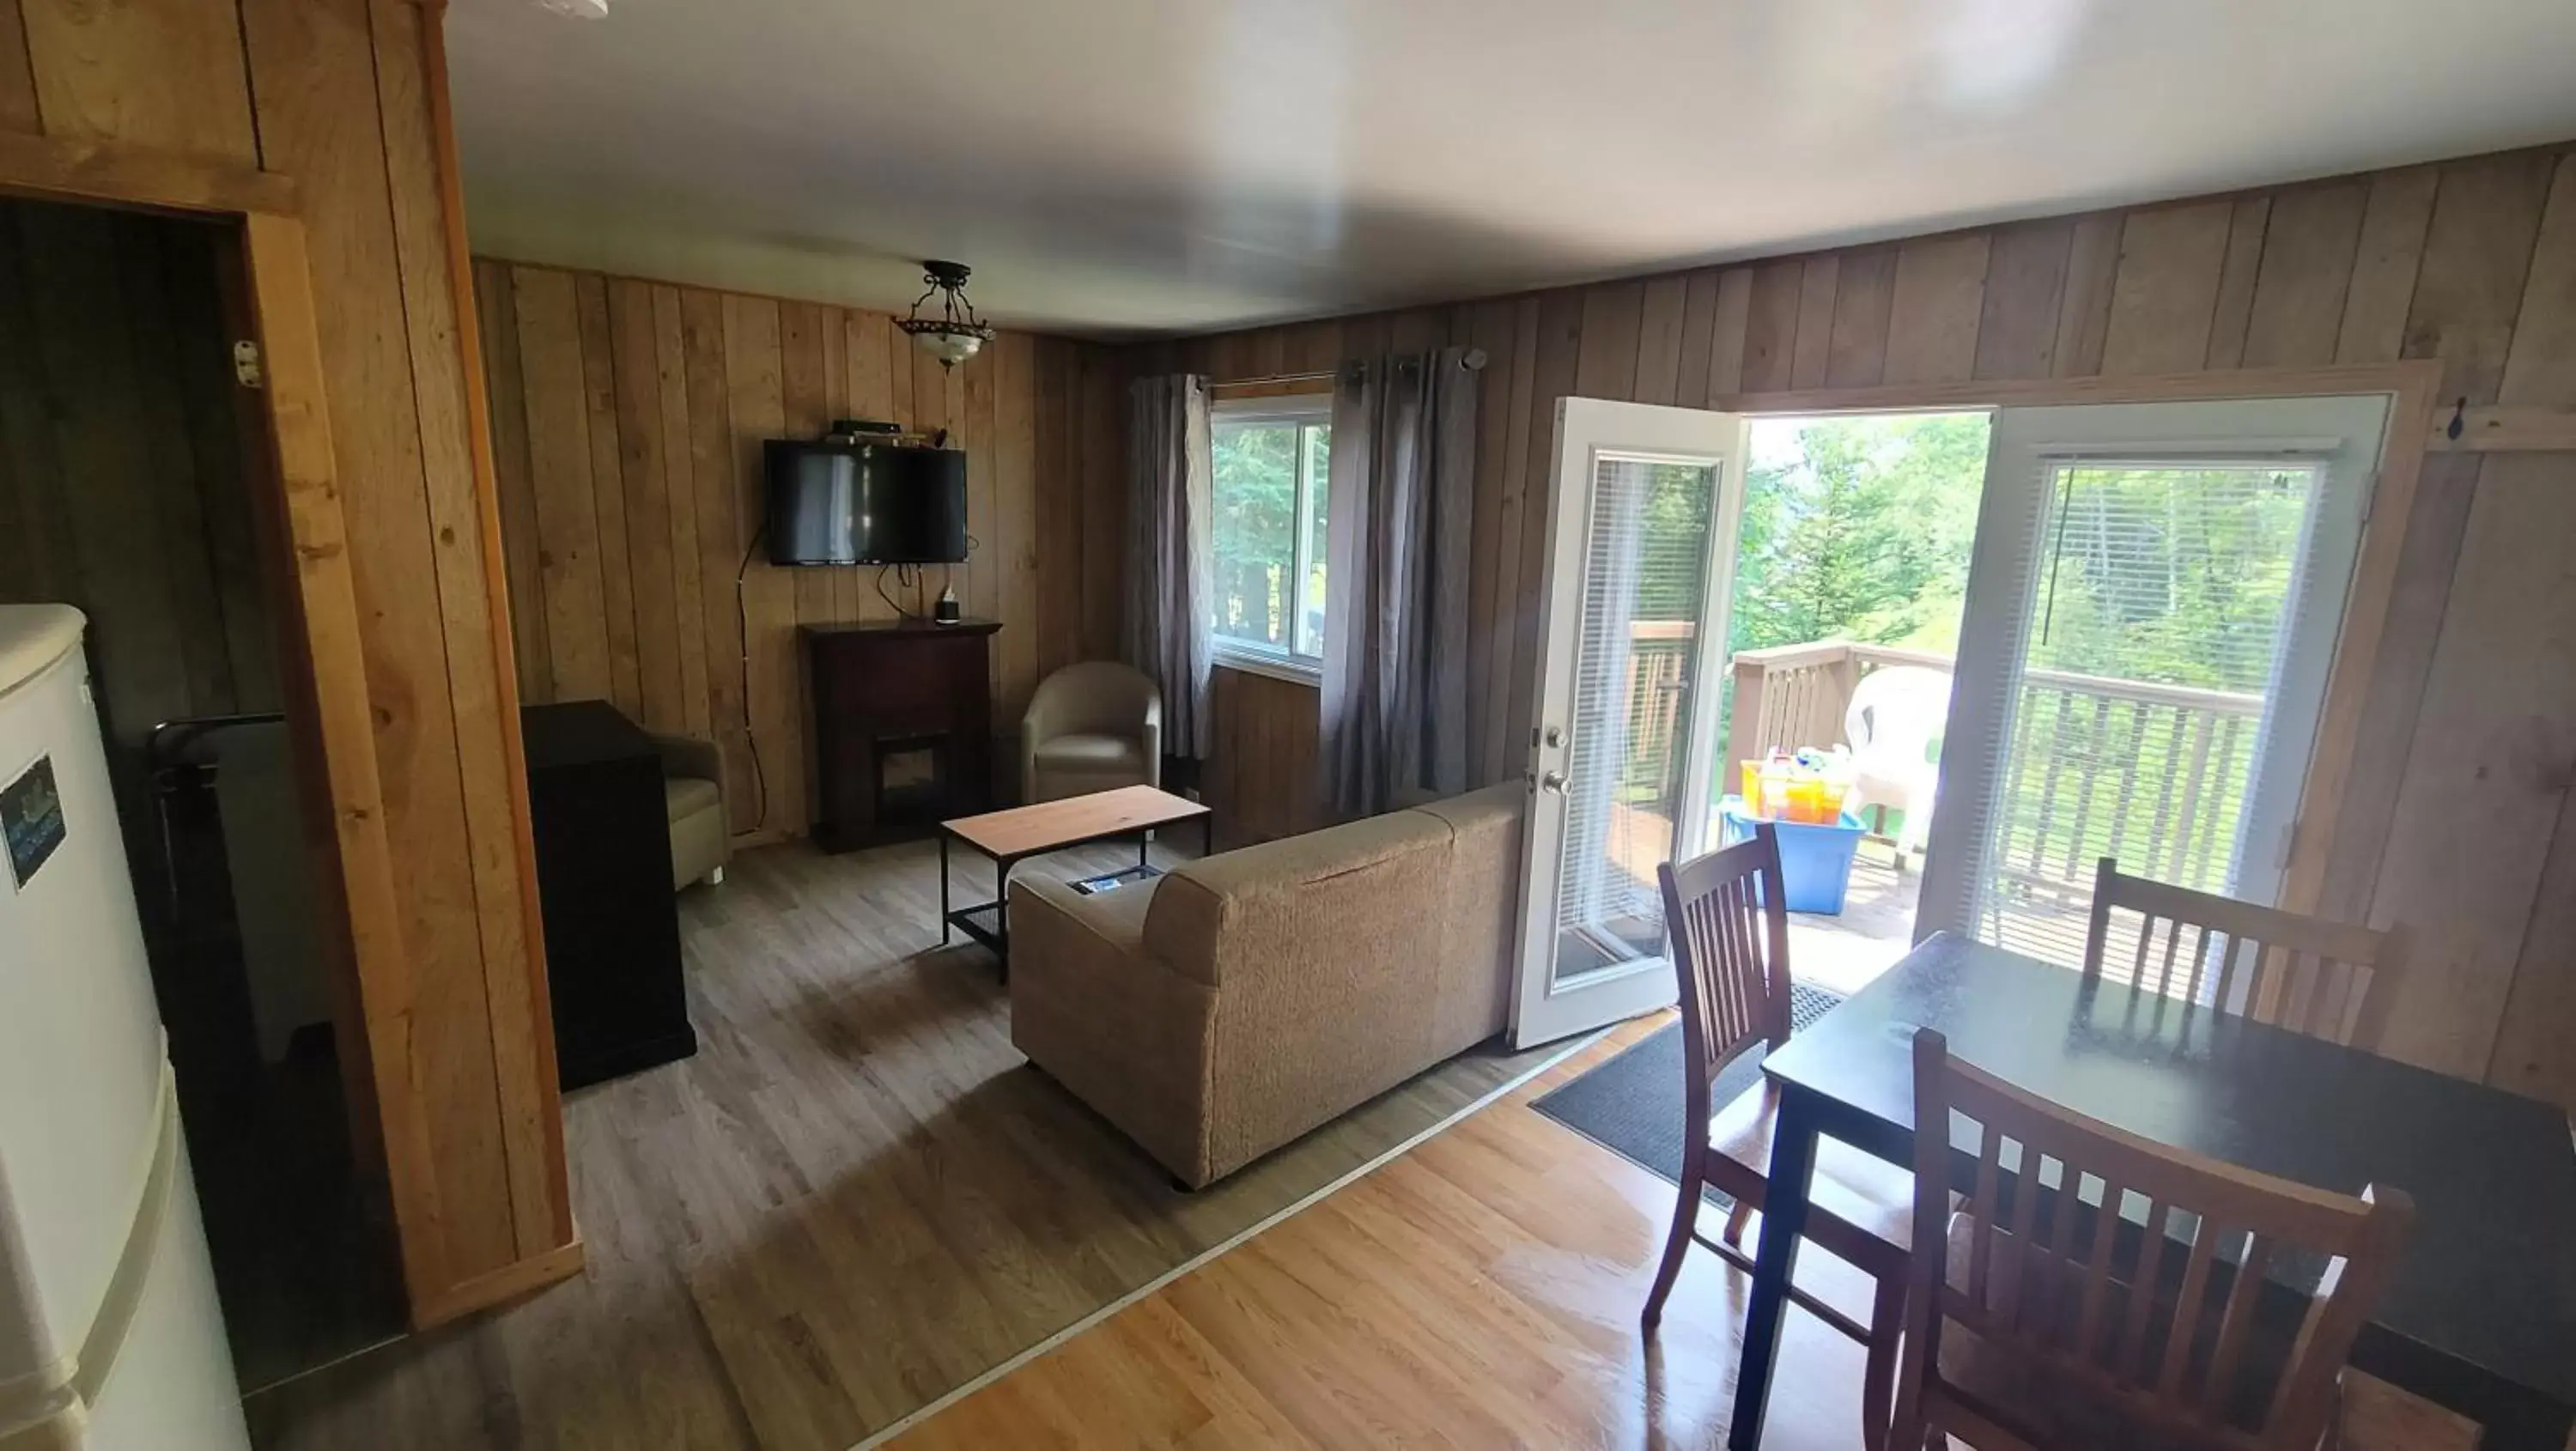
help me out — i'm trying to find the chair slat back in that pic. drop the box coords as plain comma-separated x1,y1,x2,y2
1905,1029,2414,1450
1657,828,1793,1122
2082,859,2409,1050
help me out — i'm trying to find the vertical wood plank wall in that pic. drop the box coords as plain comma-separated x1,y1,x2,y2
1205,666,1322,851
0,0,574,1320
471,258,1130,840
1132,143,2576,1108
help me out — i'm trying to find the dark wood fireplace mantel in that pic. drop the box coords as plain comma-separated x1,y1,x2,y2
801,618,999,853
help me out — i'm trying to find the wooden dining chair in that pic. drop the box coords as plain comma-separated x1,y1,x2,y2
1890,1028,2415,1451
1643,825,1912,1451
2083,859,2409,1051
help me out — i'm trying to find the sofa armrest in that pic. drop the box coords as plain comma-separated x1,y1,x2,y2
645,731,724,786
1008,877,1220,1184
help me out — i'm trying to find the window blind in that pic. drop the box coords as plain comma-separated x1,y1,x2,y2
1916,395,2385,987
1549,454,1714,982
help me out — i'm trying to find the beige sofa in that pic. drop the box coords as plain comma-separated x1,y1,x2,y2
1008,782,1524,1187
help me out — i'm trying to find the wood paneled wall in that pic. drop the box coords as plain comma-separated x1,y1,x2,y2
471,258,1129,840
1204,665,1321,850
0,199,272,740
1134,143,2576,1108
0,0,574,1323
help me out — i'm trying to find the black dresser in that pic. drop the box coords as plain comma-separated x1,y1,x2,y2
520,700,696,1090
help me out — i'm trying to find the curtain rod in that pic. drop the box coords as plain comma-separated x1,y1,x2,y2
1205,347,1489,393
1360,346,1486,371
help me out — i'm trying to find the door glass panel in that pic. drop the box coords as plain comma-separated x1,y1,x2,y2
1975,462,2319,972
1551,456,1716,987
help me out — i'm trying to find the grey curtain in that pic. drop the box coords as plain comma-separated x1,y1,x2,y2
1320,346,1480,816
1123,373,1214,759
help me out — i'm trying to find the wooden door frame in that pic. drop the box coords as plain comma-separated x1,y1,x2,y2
1707,361,2443,920
0,129,561,1320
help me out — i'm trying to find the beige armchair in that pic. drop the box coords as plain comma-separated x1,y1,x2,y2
647,732,730,890
1020,661,1161,804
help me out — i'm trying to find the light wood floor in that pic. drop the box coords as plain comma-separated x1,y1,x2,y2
882,1015,1886,1450
241,837,1560,1450
884,1018,2488,1451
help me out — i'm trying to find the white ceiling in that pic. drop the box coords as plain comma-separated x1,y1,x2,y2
448,0,2576,339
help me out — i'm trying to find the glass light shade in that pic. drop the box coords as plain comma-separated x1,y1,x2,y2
907,326,987,368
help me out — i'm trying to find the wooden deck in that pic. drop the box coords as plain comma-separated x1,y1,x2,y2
1783,847,1923,998
1604,799,1923,999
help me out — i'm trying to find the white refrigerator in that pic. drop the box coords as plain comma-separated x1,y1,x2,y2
0,605,252,1451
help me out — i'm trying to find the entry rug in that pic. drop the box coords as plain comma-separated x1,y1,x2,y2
1532,982,1844,1210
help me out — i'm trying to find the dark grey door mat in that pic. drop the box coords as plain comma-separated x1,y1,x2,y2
1531,982,1845,1211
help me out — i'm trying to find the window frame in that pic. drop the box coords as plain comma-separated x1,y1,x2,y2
1207,393,1334,682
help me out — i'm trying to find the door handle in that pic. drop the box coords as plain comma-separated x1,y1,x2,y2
1540,770,1569,794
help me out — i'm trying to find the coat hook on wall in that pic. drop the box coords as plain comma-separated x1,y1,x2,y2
2447,398,2467,440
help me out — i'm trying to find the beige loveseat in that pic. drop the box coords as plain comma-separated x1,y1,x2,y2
1008,782,1524,1187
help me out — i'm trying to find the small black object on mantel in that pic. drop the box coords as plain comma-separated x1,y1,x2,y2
933,583,963,624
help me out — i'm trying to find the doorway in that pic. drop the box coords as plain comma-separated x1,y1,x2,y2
1510,390,2396,1047
1710,412,1992,995
0,196,404,1386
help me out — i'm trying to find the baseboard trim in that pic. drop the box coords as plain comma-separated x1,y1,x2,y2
410,1235,585,1329
235,1235,586,1405
847,1029,1609,1449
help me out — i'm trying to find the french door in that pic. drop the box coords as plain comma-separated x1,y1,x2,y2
1509,399,1745,1047
1914,396,2391,969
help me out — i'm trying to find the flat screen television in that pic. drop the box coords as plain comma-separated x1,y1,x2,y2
764,440,968,566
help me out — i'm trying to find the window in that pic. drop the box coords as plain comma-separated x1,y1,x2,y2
1209,397,1331,675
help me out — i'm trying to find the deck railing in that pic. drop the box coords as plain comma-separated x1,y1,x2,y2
1714,639,2265,906
1620,620,1697,802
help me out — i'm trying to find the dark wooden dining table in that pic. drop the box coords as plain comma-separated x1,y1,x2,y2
1726,932,2576,1450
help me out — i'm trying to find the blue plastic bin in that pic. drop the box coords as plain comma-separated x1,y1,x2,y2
1717,796,1866,915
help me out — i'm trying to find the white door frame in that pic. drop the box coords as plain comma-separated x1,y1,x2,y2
1914,394,2391,947
1509,398,1747,1047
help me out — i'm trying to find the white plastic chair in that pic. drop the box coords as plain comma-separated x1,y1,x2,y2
1843,665,1950,865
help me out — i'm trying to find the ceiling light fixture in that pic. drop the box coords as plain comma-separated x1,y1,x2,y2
897,261,997,370
532,0,611,16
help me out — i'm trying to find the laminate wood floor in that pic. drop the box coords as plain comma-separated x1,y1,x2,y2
241,836,1561,1451
879,1016,1886,1451
884,1019,2490,1451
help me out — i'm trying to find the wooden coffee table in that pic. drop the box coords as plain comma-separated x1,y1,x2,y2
938,785,1213,972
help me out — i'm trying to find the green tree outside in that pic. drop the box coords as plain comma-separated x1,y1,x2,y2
1686,415,2310,902
1210,421,1300,648
1728,413,1988,658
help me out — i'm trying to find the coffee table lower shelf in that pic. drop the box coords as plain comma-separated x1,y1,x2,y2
936,793,1213,975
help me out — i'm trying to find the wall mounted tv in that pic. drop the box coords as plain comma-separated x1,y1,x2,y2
764,440,968,566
